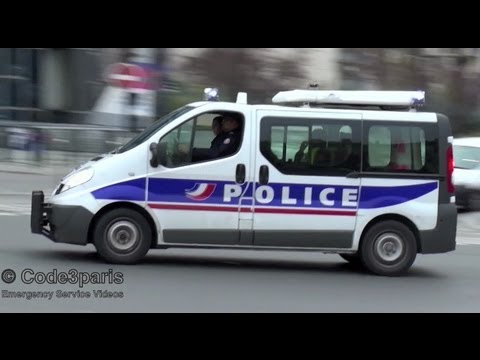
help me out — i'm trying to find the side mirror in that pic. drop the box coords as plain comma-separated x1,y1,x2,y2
149,142,160,168
158,142,168,166
150,142,167,168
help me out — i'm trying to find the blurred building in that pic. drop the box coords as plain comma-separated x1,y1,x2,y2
270,48,339,89
7,48,480,126
0,48,339,126
167,48,339,90
0,48,174,125
0,48,106,123
338,48,480,90
0,48,40,121
337,48,379,90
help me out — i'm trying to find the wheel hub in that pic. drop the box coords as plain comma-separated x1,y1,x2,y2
375,233,404,262
107,221,139,251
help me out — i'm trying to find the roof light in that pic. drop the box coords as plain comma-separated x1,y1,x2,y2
204,88,219,101
272,90,426,108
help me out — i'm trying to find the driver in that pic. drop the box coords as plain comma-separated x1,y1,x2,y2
192,114,242,161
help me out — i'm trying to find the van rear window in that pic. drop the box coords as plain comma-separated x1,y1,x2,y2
363,123,439,174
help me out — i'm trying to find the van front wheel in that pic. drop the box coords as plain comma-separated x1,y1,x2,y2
360,221,417,277
94,208,152,264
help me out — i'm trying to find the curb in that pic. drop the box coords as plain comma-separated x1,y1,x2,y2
0,171,47,176
0,162,72,176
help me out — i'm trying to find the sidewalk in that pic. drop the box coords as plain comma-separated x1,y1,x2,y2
0,148,97,175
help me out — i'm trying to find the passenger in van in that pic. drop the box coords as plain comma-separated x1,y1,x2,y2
294,140,310,163
312,148,331,167
210,116,225,150
390,141,411,171
217,114,242,157
295,129,330,166
339,139,352,159
192,114,242,161
336,139,360,170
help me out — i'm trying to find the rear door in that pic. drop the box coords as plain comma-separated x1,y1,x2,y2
355,119,442,249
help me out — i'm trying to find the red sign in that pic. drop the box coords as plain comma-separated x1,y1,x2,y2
108,63,150,92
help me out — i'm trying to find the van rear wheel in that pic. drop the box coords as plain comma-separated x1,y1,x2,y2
360,220,417,277
93,208,152,264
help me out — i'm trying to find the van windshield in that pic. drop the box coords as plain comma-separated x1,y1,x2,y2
117,106,194,154
453,145,480,170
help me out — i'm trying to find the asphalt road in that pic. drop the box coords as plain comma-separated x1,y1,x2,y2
0,214,480,313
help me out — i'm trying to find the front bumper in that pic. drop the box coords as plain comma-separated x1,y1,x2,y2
31,191,94,246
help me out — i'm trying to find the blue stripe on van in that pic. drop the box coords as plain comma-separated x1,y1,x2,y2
91,178,438,210
359,182,438,209
92,178,146,202
147,178,249,204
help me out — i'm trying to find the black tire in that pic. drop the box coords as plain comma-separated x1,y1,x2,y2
93,208,152,264
468,191,480,212
360,220,417,277
340,253,362,266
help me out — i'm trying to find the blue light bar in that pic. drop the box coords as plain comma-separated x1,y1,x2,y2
204,88,219,101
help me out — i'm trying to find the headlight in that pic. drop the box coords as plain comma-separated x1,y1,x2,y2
59,167,94,194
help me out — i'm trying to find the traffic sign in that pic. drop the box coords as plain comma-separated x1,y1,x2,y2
108,63,150,93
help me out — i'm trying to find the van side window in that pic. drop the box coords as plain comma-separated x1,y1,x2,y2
260,117,361,176
269,125,310,164
159,111,244,168
368,126,391,167
364,123,439,174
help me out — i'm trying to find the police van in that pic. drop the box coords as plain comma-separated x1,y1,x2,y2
31,89,457,276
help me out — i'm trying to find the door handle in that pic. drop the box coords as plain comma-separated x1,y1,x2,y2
259,165,269,185
236,164,246,184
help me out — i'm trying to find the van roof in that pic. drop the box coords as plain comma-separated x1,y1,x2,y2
187,101,439,122
192,90,426,110
187,89,442,122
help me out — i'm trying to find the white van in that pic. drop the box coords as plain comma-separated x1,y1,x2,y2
31,90,457,276
452,137,480,210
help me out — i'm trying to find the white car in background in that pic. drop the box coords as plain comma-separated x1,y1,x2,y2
453,137,480,211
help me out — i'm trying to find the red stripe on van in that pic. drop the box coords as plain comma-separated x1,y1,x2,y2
149,204,239,212
254,208,356,216
148,204,356,216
